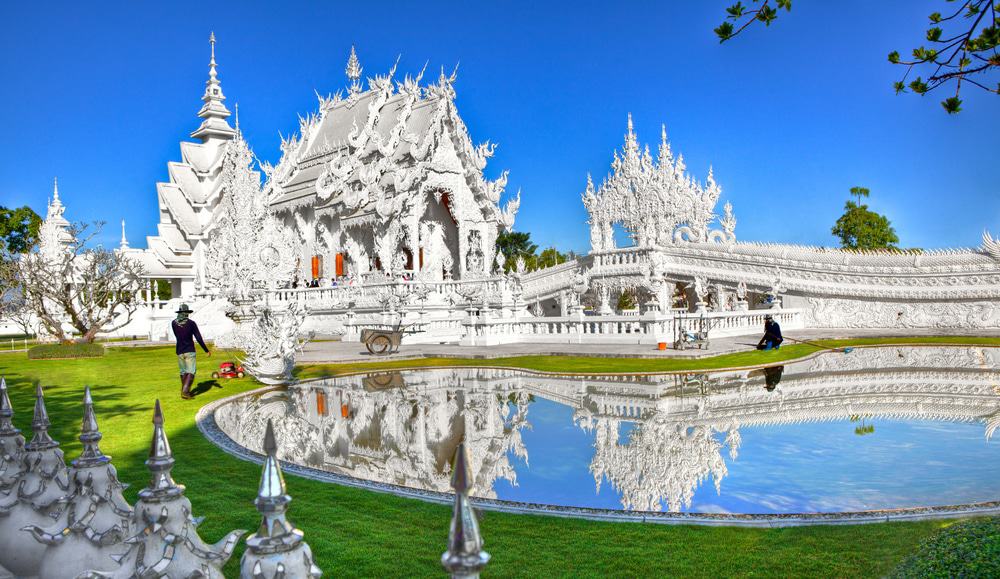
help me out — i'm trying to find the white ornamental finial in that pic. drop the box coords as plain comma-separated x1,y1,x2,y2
191,31,235,140
627,112,634,134
234,102,240,131
208,32,218,82
120,219,129,249
346,45,363,95
52,177,60,205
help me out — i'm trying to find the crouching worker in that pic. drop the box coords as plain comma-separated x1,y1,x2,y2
172,303,211,399
756,314,783,351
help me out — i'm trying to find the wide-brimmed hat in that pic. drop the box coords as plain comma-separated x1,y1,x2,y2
176,303,194,314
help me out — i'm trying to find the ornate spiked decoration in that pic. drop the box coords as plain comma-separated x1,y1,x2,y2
0,383,73,577
441,441,490,579
26,386,134,579
0,376,25,492
81,400,245,578
240,419,322,578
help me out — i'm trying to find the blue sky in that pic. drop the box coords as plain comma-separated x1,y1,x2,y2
1,0,997,253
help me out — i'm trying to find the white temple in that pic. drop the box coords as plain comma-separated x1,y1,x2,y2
16,34,1000,344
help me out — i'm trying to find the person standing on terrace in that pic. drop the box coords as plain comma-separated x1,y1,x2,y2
172,303,210,400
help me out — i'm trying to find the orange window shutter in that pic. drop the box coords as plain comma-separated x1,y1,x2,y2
419,248,424,269
316,391,327,416
335,253,344,277
341,404,349,418
311,255,321,279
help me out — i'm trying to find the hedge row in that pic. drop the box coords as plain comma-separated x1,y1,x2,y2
891,517,1000,577
27,343,106,359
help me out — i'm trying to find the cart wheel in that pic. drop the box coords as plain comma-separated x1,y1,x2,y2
211,372,220,379
367,335,391,355
237,372,244,378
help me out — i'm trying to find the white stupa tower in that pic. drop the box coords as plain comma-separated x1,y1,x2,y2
133,32,238,298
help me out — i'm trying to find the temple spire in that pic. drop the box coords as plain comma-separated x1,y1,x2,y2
346,45,363,96
191,31,236,142
52,177,60,206
119,219,129,250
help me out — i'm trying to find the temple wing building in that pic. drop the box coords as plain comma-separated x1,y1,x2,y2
264,48,519,282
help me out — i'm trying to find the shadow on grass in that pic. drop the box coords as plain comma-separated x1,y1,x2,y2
1,374,144,448
191,379,224,397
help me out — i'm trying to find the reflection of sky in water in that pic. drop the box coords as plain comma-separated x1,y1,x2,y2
495,400,1000,513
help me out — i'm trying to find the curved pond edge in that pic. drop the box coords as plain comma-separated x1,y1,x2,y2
196,371,1000,527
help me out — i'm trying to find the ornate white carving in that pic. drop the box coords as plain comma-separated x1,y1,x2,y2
204,131,296,294
983,230,1000,262
804,298,1000,329
241,302,314,385
583,117,735,252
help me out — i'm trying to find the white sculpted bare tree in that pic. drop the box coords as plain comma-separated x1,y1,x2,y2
204,128,297,296
1,222,145,343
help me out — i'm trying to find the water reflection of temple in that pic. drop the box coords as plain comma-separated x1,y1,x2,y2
213,347,1000,512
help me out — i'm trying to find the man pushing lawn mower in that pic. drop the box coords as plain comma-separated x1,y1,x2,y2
171,303,210,400
757,314,783,351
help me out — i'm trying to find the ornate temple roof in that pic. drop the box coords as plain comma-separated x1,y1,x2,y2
264,49,518,230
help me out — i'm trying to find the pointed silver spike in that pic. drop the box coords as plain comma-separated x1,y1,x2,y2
75,385,110,467
0,376,20,436
441,441,489,579
138,400,184,501
26,382,57,451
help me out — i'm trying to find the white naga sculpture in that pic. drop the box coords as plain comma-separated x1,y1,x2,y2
0,385,73,578
82,401,244,578
583,116,736,251
0,377,24,494
240,419,322,579
26,387,133,579
241,301,313,385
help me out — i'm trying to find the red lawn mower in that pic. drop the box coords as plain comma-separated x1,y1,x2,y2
211,362,245,379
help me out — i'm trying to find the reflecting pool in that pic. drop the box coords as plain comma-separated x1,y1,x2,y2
213,346,1000,514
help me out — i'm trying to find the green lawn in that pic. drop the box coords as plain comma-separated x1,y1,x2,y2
297,335,1000,379
1,339,996,577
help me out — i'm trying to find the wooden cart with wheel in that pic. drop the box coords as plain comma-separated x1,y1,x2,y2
673,315,718,351
360,322,424,355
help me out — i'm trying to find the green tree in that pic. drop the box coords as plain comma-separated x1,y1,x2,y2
0,205,42,253
831,187,900,250
715,1,1000,113
531,247,568,270
617,289,638,311
495,230,538,272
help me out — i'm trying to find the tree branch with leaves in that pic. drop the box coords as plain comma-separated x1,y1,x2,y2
715,0,999,113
